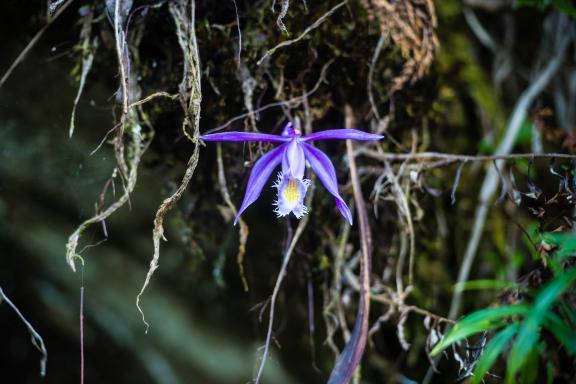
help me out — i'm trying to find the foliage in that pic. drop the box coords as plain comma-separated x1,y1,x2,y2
432,235,576,384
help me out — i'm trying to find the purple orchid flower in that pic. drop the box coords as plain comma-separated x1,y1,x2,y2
200,121,383,225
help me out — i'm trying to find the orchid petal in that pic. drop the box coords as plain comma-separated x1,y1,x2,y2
200,131,289,143
302,129,383,142
281,122,295,136
234,144,285,224
282,140,305,179
302,143,353,225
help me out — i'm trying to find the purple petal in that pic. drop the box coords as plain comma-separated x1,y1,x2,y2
302,129,383,142
282,140,305,179
281,122,295,136
200,131,289,143
335,198,353,225
234,144,285,224
302,143,353,225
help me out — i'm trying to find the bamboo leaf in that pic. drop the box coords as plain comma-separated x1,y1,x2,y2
471,324,519,384
431,305,528,356
506,268,576,383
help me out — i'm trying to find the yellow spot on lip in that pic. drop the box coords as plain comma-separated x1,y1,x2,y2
282,179,300,204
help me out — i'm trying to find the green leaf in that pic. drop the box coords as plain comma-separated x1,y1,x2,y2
542,233,576,261
516,118,533,146
551,0,576,16
478,138,495,155
514,0,576,15
546,361,555,384
520,345,539,384
471,324,519,384
557,301,576,326
533,268,576,312
506,268,576,382
431,305,528,356
454,279,517,292
543,312,576,355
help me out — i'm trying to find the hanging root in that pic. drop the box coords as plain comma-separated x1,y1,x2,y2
257,1,348,65
69,6,98,138
135,0,203,332
276,0,290,34
66,121,149,272
135,139,200,332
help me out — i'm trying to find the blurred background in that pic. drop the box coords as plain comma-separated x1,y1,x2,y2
1,1,575,383
0,2,299,383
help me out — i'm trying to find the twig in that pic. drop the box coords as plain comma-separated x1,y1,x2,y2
383,161,416,292
48,0,68,18
463,8,497,53
0,287,48,377
128,91,178,108
231,0,242,67
451,161,466,205
324,212,352,358
367,33,386,120
343,267,454,325
0,0,75,89
361,150,576,162
256,0,348,65
327,105,372,384
305,267,320,371
206,59,333,134
255,186,314,383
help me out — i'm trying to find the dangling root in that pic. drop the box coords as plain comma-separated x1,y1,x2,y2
135,0,203,332
65,122,149,272
136,137,200,332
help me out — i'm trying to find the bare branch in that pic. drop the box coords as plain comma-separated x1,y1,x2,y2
361,150,576,163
